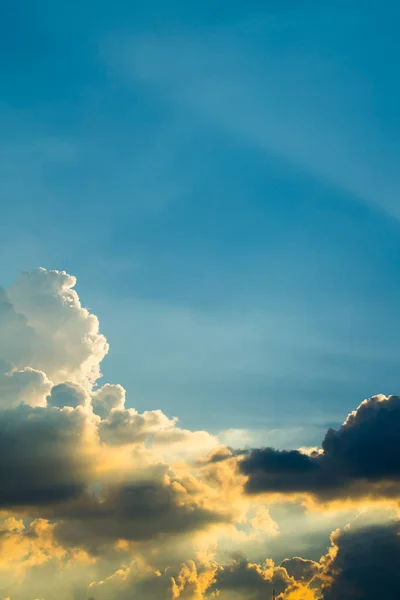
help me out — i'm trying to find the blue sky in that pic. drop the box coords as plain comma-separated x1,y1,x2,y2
1,0,400,444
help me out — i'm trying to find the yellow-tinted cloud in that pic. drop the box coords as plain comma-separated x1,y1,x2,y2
0,268,399,599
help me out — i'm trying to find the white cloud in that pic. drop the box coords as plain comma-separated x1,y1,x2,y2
5,268,108,387
92,383,126,419
0,362,51,408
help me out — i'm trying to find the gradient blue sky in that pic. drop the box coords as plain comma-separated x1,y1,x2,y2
1,1,400,445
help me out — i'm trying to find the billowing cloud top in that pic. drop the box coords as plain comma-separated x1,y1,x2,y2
0,268,108,391
240,393,400,501
0,268,399,600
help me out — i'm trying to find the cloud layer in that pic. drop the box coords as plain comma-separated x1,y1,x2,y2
1,267,399,599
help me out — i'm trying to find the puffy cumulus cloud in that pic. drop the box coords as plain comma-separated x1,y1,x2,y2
268,518,400,600
47,382,90,409
151,428,222,466
319,520,400,600
92,383,126,419
4,268,108,387
87,556,216,600
200,448,247,500
92,384,218,461
0,515,100,600
248,505,280,538
0,360,51,408
98,407,177,446
0,403,97,508
207,554,293,599
190,519,400,600
97,525,400,600
88,552,317,600
0,392,229,557
240,394,400,502
94,387,218,460
0,269,240,590
0,516,66,571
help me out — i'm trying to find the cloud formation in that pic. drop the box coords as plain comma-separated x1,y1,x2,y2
241,393,400,501
0,403,95,508
0,268,241,597
2,268,108,388
88,552,305,600
320,521,400,599
92,521,400,600
1,267,400,599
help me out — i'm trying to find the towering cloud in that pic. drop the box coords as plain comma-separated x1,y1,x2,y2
2,268,108,388
0,268,241,597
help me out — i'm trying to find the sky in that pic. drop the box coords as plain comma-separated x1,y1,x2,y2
1,2,400,599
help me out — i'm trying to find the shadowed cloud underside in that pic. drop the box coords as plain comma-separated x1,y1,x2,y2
0,268,398,599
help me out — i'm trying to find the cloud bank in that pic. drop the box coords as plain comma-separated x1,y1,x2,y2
0,267,399,599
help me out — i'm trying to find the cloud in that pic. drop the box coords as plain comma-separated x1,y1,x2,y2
88,553,302,600
198,519,400,599
240,394,400,501
0,516,66,570
47,382,90,409
52,477,229,554
4,268,108,387
0,515,97,600
207,554,293,599
0,269,233,558
280,557,321,584
91,383,126,419
98,407,177,446
320,520,400,599
0,403,96,508
0,360,51,408
2,267,400,599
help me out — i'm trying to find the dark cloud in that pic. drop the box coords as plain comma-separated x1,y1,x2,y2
207,553,292,599
241,395,400,500
0,404,93,507
321,522,400,600
53,479,229,553
47,382,89,409
280,556,321,583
